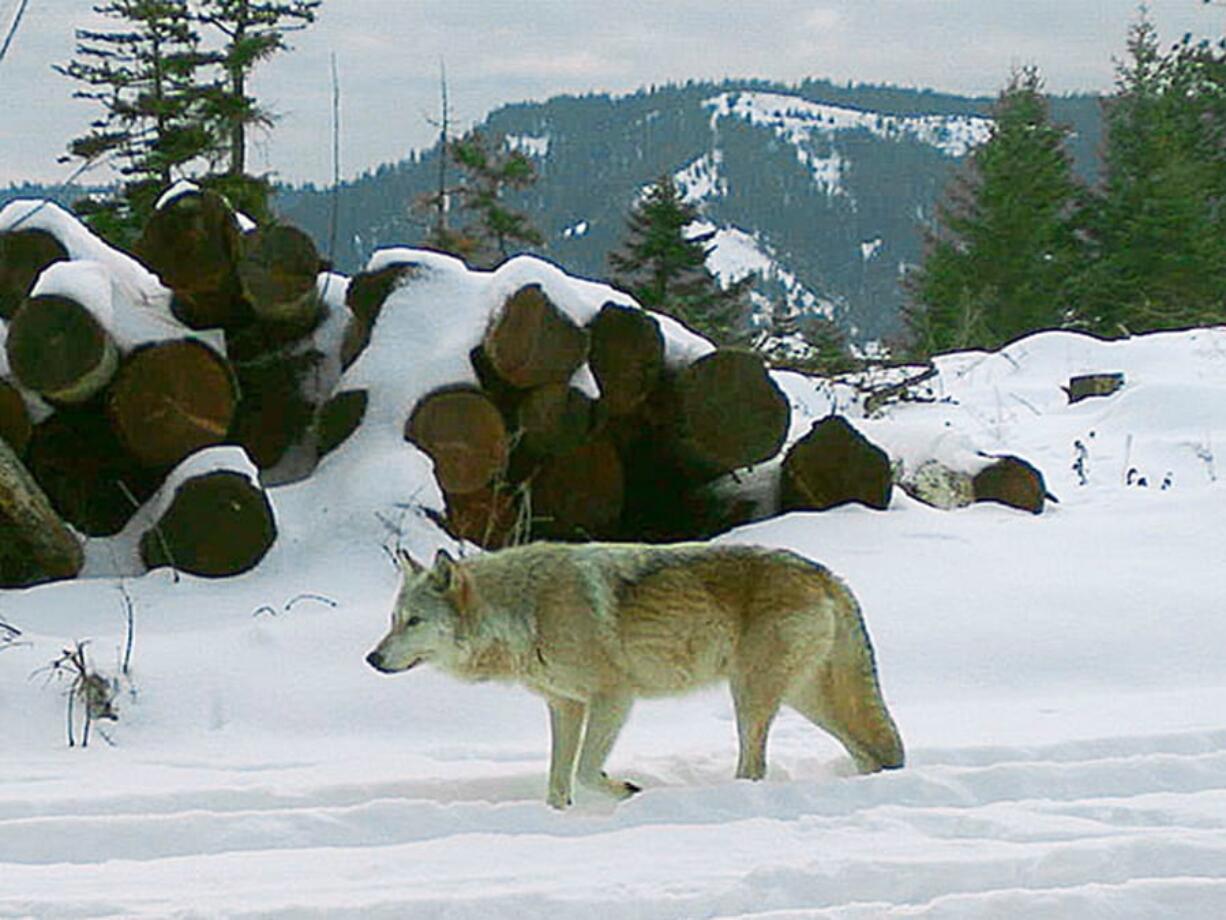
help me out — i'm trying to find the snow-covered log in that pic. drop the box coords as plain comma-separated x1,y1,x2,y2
138,448,276,577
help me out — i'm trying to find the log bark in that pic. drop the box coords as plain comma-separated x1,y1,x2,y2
531,436,624,541
26,409,162,536
406,385,509,495
659,349,790,481
588,302,664,416
781,415,892,512
0,379,32,457
4,294,119,404
136,189,248,329
139,469,277,577
108,339,238,469
316,389,367,458
483,284,588,388
0,228,68,319
517,383,595,457
237,224,323,326
972,455,1048,514
0,435,83,585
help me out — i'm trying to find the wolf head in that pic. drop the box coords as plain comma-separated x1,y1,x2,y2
366,549,473,674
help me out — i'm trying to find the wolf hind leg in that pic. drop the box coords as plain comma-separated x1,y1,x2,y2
576,692,640,800
731,670,788,780
546,696,586,809
785,654,904,774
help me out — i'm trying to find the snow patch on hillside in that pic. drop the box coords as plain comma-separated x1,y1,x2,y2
674,151,728,203
691,220,836,322
505,134,550,158
706,90,993,160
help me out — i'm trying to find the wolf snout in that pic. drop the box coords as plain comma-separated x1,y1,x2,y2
366,650,391,673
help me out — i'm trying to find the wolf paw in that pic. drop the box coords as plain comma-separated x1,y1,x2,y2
587,771,640,800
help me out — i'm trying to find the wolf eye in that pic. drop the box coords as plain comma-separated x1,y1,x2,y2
406,616,423,627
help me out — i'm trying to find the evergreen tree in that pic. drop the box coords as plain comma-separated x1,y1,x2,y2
419,130,543,268
194,0,320,219
1074,14,1226,334
608,175,747,343
905,66,1085,355
55,1,218,243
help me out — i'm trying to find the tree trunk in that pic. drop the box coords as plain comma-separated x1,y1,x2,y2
316,389,367,459
517,382,596,458
482,284,588,388
781,415,893,512
0,436,83,585
108,339,238,469
140,469,276,577
406,385,509,495
0,379,32,457
531,435,624,541
237,224,324,326
588,302,663,415
25,409,162,537
136,189,247,329
657,348,790,481
4,294,119,404
0,228,68,319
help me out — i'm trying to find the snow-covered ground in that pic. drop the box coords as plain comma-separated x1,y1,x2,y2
1,246,1224,917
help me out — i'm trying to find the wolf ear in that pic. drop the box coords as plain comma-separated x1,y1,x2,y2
398,548,424,575
430,549,473,611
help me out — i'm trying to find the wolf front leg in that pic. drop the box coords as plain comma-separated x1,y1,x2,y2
576,692,641,800
546,697,585,809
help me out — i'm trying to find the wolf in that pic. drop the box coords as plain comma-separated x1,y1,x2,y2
366,541,904,809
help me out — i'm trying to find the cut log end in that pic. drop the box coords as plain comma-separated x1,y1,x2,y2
972,456,1047,514
140,470,277,577
517,383,595,458
5,294,119,403
108,339,237,469
0,228,69,320
483,284,588,389
238,224,323,325
588,302,664,416
406,386,509,495
781,416,893,512
667,349,790,480
0,380,32,457
531,436,624,541
0,436,83,585
317,389,368,458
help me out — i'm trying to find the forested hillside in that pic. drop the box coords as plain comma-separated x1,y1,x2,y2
275,79,1101,339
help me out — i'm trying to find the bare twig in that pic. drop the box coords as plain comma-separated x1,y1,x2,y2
0,0,30,65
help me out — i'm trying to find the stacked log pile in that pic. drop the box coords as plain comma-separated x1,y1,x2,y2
0,189,340,585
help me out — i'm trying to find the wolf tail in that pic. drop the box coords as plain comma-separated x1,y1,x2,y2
787,577,905,772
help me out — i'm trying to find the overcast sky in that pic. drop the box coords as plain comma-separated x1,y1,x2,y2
1,1,1222,187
